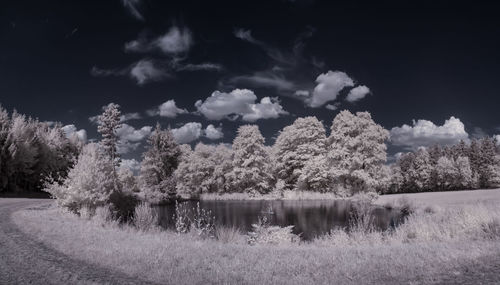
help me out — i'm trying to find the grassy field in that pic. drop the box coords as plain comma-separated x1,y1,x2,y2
11,189,500,284
375,188,500,207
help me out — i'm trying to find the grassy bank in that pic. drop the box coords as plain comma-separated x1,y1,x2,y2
375,188,500,207
12,194,500,284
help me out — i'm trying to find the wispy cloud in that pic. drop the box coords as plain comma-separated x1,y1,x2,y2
121,0,144,21
130,59,169,85
228,72,295,91
91,59,170,85
125,26,193,55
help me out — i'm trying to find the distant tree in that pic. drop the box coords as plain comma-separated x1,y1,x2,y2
139,123,181,203
427,144,443,189
97,103,122,169
468,139,482,186
44,143,115,212
225,125,273,194
175,143,215,197
479,137,500,187
273,116,327,191
327,110,390,194
455,156,475,189
210,144,233,193
435,156,457,190
118,166,140,194
0,106,11,191
451,140,469,160
4,112,38,191
398,148,433,192
175,143,233,197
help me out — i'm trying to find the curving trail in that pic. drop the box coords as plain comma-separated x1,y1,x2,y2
0,198,158,285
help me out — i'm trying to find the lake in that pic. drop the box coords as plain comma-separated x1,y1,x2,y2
155,200,404,240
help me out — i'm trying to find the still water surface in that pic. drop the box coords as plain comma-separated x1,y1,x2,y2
155,200,403,240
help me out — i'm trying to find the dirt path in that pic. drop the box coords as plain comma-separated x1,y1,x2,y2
0,199,158,285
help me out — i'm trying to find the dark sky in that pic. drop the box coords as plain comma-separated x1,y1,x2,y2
1,0,500,161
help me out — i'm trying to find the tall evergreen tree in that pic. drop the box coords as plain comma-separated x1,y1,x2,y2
226,125,273,194
139,123,181,203
97,103,122,169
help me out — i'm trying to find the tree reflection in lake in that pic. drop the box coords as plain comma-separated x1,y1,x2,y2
155,200,404,240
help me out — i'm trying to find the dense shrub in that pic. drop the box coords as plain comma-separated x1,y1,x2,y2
44,143,115,212
247,216,300,245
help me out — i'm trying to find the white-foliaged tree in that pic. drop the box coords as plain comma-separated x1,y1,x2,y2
273,116,327,191
139,123,181,203
175,143,233,197
297,155,337,194
44,143,115,212
226,125,273,194
327,110,390,194
97,103,122,169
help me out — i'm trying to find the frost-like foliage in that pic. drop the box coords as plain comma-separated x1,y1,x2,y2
455,156,475,188
44,143,115,212
225,125,273,194
139,123,180,203
0,106,79,193
175,143,233,197
118,167,140,194
247,216,300,245
97,103,122,169
328,110,389,194
398,148,433,192
297,155,336,193
273,117,327,190
478,137,500,187
397,136,500,193
435,156,458,190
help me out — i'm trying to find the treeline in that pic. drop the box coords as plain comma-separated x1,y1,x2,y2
386,138,500,194
173,112,391,199
0,105,81,193
44,104,390,213
10,101,497,215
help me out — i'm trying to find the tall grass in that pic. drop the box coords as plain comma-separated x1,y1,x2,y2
215,226,246,244
13,200,500,284
133,202,158,232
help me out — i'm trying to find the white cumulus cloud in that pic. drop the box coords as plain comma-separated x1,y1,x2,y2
171,122,203,144
346,85,370,103
309,71,354,107
204,124,223,140
390,116,469,149
147,99,188,118
61,125,87,143
120,159,141,172
195,89,288,122
494,135,500,146
116,124,152,154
